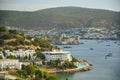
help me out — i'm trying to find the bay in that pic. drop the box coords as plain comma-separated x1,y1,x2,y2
55,40,120,80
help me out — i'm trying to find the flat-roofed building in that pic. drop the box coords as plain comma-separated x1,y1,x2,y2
0,59,22,70
4,49,36,60
43,50,72,61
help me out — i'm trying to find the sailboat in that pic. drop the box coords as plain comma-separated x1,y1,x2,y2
105,41,112,59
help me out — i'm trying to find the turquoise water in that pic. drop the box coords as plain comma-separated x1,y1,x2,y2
75,64,85,68
55,40,120,80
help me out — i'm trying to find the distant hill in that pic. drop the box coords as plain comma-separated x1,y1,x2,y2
0,7,120,30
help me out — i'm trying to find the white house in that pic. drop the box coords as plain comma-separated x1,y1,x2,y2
0,59,22,70
0,51,4,59
43,50,72,61
4,49,36,60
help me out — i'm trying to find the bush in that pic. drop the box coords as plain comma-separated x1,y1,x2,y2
9,29,18,34
0,39,4,46
0,26,7,33
33,37,53,50
35,69,44,79
46,75,58,80
61,60,77,69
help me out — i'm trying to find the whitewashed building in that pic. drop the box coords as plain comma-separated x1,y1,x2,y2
43,50,72,61
4,49,36,59
0,59,22,70
0,51,4,59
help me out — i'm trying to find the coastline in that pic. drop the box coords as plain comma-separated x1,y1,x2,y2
42,62,92,74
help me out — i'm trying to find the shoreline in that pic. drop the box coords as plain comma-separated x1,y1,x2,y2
42,62,92,74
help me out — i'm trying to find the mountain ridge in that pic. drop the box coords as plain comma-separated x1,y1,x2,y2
0,7,120,30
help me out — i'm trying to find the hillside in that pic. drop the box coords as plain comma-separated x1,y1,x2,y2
0,26,54,50
0,7,120,30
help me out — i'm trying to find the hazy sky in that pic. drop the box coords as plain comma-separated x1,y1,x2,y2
0,0,120,11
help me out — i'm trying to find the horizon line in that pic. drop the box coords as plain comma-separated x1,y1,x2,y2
0,6,119,12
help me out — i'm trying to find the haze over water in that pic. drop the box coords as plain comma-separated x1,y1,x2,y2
55,39,120,80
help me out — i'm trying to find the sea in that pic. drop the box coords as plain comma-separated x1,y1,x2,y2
55,39,120,80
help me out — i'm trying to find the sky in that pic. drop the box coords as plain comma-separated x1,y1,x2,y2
0,0,120,12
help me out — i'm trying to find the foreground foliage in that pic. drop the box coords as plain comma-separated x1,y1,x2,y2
16,64,58,80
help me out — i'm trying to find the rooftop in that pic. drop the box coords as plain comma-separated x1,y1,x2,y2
0,59,19,62
43,50,70,55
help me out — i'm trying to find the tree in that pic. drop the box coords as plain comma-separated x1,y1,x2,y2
33,37,53,50
71,56,78,62
23,55,28,60
9,29,18,34
7,54,16,59
35,69,44,79
0,39,4,46
17,64,59,80
46,75,58,80
56,58,61,66
2,34,11,39
43,71,49,79
25,64,35,76
66,78,68,80
61,60,77,69
47,60,56,67
35,49,44,59
28,54,31,60
34,74,40,80
4,46,13,51
16,70,27,78
0,26,7,33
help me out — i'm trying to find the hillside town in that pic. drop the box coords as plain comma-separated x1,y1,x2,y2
0,48,91,79
6,26,119,40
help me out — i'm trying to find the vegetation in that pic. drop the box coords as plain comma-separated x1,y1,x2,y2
0,26,55,50
47,59,61,67
33,37,54,50
46,75,58,80
35,49,45,59
45,59,77,69
16,64,58,80
0,26,7,32
71,56,78,62
7,54,16,59
60,60,77,69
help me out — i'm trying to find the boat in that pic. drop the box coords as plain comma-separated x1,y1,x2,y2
105,53,112,59
107,53,112,57
106,45,110,46
118,44,120,45
114,41,117,44
79,42,84,44
90,48,94,50
63,46,72,48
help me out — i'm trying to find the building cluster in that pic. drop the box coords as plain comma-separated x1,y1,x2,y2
0,59,22,70
0,49,36,70
47,27,118,40
4,49,36,59
83,27,117,39
0,49,72,71
43,49,72,61
59,33,80,44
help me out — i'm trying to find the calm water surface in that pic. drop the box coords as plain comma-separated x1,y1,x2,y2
55,40,120,80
